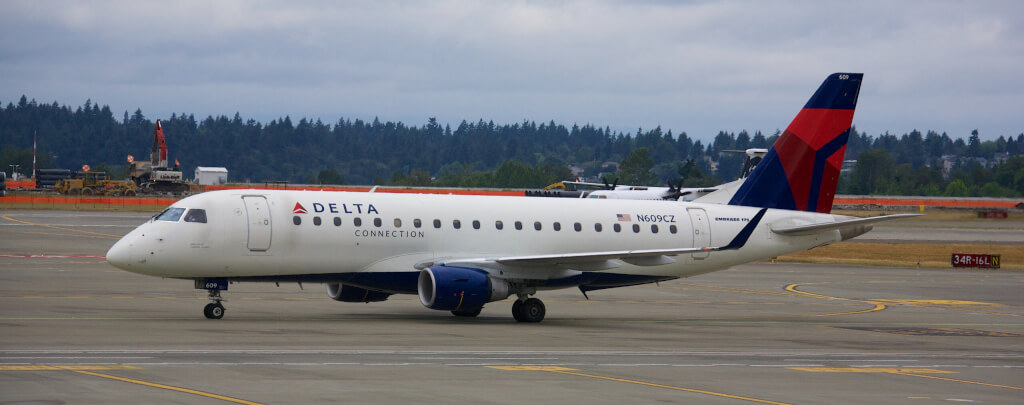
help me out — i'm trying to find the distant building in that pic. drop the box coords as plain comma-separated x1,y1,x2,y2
195,167,228,185
992,152,1010,166
939,155,958,177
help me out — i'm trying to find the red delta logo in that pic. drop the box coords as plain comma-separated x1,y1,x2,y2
292,202,307,214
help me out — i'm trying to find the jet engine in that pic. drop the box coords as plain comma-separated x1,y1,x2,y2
326,283,391,303
417,266,510,311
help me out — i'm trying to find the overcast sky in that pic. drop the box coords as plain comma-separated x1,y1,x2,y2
2,0,1021,142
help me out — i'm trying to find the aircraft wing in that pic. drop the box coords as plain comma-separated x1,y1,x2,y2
562,181,609,189
770,213,920,236
421,209,767,271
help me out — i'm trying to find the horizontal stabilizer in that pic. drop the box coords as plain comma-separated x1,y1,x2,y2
771,214,920,237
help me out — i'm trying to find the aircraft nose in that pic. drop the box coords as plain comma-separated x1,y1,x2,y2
106,238,133,270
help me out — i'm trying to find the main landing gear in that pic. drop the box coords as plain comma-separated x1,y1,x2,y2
511,296,545,323
448,296,548,322
196,279,228,319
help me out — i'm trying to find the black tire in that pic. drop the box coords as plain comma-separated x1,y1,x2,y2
452,307,482,317
511,300,524,322
517,298,545,323
81,188,95,196
203,303,225,319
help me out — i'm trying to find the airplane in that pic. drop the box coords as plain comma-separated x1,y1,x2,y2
538,148,767,201
106,72,916,322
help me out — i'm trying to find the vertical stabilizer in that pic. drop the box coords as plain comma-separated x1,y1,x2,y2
728,73,862,213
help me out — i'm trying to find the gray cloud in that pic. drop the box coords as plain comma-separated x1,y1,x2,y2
1,0,1021,140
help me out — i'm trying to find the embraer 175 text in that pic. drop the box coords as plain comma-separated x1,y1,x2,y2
106,73,915,322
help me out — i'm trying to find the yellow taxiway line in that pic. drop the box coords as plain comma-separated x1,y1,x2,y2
489,366,790,404
2,214,121,239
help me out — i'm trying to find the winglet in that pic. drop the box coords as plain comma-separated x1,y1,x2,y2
719,208,767,251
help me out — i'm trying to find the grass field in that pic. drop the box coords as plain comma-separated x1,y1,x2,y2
780,210,1022,270
778,242,1021,270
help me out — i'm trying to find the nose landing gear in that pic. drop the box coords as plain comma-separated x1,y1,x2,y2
203,289,225,319
196,279,228,320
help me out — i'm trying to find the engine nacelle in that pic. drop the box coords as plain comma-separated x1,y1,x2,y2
326,283,391,303
417,266,510,311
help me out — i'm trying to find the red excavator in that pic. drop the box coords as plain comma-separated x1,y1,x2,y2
128,120,189,195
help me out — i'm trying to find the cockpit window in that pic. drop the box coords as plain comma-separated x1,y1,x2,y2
184,209,207,223
155,207,186,222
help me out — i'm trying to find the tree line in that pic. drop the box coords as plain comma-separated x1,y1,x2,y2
1,95,1022,197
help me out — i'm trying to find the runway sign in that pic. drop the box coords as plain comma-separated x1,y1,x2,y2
951,253,1000,269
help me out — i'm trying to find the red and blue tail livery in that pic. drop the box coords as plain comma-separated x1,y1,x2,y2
729,73,863,213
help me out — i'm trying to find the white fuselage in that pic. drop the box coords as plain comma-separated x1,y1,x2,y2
107,189,843,283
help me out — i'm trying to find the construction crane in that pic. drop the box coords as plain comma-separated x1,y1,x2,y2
128,120,189,195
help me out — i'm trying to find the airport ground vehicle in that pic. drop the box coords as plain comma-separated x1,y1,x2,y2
54,170,137,196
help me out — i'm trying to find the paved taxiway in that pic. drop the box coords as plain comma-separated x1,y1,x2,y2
1,210,1022,404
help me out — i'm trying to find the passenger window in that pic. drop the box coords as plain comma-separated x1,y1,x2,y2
184,209,207,223
155,207,185,222
314,216,322,226
414,219,422,228
515,221,523,230
573,222,582,232
354,218,362,227
394,218,402,227
453,219,461,229
553,222,561,231
495,220,504,230
632,224,640,233
534,221,542,231
334,217,341,226
594,223,602,232
293,216,302,226
651,224,659,234
613,223,621,232
374,218,382,227
669,224,677,234
473,220,480,229
433,219,441,229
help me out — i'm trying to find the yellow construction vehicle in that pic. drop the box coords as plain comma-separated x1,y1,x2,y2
54,170,138,196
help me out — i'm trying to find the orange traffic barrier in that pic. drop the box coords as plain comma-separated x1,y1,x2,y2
834,197,1018,208
4,180,37,189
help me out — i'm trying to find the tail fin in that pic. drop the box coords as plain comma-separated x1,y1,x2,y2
728,73,863,213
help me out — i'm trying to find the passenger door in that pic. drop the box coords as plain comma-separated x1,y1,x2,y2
242,196,272,251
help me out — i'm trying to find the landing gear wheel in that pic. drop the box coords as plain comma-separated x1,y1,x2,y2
203,288,225,319
512,299,524,322
513,298,545,323
203,303,225,319
451,307,482,317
